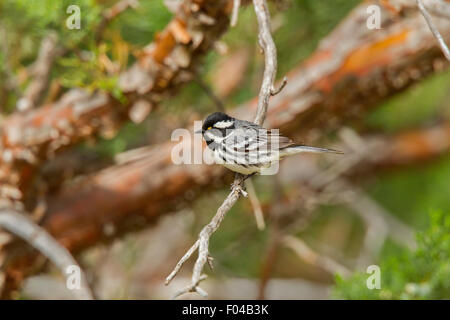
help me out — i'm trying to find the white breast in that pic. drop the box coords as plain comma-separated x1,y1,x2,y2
212,149,261,175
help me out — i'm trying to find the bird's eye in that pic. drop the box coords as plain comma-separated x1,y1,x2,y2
207,126,212,130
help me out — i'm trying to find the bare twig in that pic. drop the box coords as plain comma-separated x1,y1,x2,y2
271,76,287,96
417,0,450,60
231,0,241,27
257,229,280,299
245,179,265,230
165,240,200,285
308,128,415,253
282,235,351,277
166,0,279,299
336,182,416,259
165,185,244,298
253,0,278,126
0,208,93,300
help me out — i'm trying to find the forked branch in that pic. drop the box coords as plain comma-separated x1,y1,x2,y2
165,0,284,299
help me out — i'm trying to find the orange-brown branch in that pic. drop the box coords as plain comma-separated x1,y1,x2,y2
0,0,231,207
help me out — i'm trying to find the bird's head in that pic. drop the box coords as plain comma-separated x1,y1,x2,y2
196,112,235,136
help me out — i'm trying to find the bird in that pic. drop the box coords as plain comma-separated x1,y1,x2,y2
196,112,342,176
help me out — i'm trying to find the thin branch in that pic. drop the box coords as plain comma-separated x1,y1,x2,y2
166,0,279,299
245,179,265,230
282,235,351,277
271,76,287,96
417,0,450,61
166,184,245,298
0,208,93,300
257,229,280,299
253,0,278,126
231,0,241,27
165,240,199,285
0,0,231,206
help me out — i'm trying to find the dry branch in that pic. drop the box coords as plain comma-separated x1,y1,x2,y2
283,235,351,278
417,0,450,60
165,0,281,298
246,179,265,230
231,0,241,27
0,0,232,298
252,0,278,126
0,0,231,207
0,208,92,299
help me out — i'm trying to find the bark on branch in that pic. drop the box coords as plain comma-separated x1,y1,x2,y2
0,208,92,299
0,0,231,207
0,0,232,298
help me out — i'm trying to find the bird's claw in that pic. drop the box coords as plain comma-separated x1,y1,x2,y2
231,181,248,197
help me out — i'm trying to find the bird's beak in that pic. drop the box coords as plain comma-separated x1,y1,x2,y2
195,129,203,134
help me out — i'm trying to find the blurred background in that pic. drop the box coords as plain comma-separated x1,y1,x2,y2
0,0,449,299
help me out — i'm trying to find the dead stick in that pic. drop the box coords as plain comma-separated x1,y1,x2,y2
0,208,93,300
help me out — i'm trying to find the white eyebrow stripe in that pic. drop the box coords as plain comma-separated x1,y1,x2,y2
214,120,234,129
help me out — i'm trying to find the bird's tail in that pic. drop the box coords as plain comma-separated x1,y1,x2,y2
280,144,343,157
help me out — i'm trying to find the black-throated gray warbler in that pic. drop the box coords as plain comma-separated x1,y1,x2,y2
196,112,342,175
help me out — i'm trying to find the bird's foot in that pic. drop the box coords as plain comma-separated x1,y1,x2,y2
231,180,248,197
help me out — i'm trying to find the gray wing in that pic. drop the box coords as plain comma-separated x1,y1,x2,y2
218,122,295,165
232,121,294,149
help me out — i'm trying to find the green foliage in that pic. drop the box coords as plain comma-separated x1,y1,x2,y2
0,0,101,58
85,120,148,157
0,0,171,112
333,210,450,299
366,71,450,132
275,0,362,75
367,155,450,228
